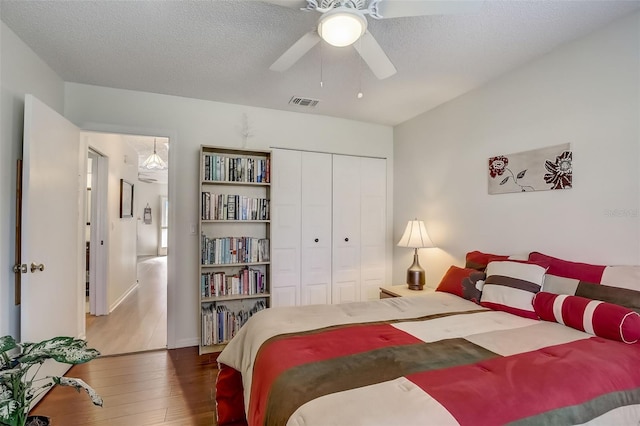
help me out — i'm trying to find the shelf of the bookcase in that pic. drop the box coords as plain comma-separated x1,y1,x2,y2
201,146,271,156
200,293,270,303
201,219,270,223
199,343,228,354
200,262,270,268
201,180,270,187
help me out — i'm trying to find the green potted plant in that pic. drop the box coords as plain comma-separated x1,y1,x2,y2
0,335,103,426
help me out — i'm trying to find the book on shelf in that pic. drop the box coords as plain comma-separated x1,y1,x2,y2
201,267,267,298
202,154,270,183
201,298,267,345
201,235,270,264
201,192,270,221
227,194,236,220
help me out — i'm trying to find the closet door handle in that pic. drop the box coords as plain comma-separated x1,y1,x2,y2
30,262,45,273
314,238,319,243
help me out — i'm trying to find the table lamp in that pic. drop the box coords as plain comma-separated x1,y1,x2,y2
397,219,435,290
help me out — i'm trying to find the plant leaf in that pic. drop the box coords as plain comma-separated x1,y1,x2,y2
517,170,527,179
499,176,510,185
52,377,103,407
19,337,99,365
0,399,19,424
0,337,17,355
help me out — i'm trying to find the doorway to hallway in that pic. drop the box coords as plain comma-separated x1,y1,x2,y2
83,132,169,356
85,256,167,355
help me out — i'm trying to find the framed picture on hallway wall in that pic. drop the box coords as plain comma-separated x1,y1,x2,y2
120,179,134,218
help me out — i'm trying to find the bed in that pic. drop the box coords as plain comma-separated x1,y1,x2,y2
215,253,640,426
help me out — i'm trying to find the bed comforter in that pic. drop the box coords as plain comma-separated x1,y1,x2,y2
216,292,640,425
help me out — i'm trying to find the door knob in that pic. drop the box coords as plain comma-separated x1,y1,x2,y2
30,263,45,273
13,264,27,274
344,237,349,242
314,238,319,243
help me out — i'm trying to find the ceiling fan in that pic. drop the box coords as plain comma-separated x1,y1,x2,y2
265,0,483,80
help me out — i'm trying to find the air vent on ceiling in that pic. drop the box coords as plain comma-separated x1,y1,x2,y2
289,96,320,108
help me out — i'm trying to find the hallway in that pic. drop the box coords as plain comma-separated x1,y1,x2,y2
86,256,167,356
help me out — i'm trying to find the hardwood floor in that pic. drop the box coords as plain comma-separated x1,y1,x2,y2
31,347,222,425
31,257,233,424
86,256,167,356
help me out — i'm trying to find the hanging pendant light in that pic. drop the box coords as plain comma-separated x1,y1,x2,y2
142,138,167,170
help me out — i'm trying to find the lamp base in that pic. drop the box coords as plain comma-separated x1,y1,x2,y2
406,249,425,291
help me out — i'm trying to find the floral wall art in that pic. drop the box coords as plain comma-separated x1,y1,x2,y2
488,143,572,194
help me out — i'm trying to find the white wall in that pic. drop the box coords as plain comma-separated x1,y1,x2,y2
83,132,139,311
63,85,394,348
0,22,65,337
393,13,640,288
136,182,168,256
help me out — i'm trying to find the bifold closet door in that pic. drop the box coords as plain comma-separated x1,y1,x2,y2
273,150,386,306
360,157,387,301
301,152,332,305
270,149,301,307
332,155,362,303
332,155,386,303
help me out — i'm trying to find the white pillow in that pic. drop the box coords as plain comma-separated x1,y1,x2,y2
480,261,547,319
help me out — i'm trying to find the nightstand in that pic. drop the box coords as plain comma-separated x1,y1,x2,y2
379,285,436,299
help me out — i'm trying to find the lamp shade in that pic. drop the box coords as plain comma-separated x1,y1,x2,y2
318,8,367,47
397,220,435,249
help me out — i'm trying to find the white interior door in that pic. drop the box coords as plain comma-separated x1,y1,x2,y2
270,149,302,307
21,95,82,378
301,152,332,305
332,155,361,304
360,157,387,301
89,152,109,316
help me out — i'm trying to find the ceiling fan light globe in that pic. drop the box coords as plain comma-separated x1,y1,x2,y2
318,9,367,47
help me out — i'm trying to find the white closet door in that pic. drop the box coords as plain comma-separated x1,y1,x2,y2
360,157,387,301
301,152,332,305
332,155,361,303
270,149,301,307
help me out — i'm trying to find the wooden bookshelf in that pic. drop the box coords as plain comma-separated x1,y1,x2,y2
198,145,271,354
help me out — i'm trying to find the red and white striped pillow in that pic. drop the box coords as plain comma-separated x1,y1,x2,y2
480,261,547,320
533,291,640,344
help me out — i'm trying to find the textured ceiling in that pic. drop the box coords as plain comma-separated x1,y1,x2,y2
1,0,639,126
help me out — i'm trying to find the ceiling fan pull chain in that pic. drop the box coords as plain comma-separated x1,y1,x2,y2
320,42,324,88
357,38,364,99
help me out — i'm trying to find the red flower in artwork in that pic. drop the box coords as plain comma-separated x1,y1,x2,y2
489,156,509,178
544,151,572,190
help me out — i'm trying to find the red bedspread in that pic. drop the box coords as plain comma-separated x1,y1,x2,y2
216,293,640,426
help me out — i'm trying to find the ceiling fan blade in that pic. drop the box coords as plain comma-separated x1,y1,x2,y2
354,31,396,80
260,0,309,9
375,0,483,19
270,31,321,72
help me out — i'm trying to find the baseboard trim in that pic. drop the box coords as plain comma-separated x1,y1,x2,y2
109,282,139,313
172,337,199,349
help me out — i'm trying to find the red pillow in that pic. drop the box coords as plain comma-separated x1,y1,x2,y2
528,252,606,282
533,291,640,343
436,265,486,304
465,251,510,271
